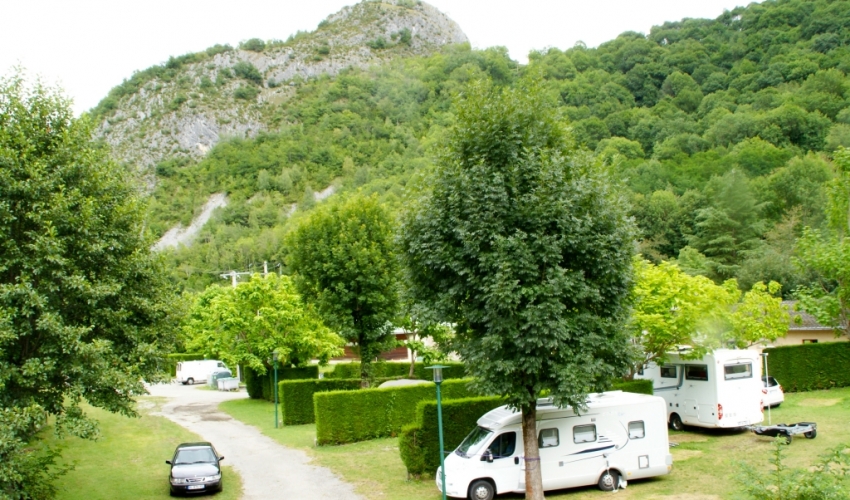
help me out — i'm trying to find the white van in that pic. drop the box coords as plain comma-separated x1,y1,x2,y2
176,360,227,385
636,348,764,430
437,391,672,499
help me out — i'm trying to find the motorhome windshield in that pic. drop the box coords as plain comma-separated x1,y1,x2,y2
455,426,493,458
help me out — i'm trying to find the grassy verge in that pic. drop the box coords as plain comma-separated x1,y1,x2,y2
220,387,850,500
46,398,243,500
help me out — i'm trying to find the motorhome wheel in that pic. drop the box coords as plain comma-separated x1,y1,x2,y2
468,479,494,500
187,377,194,385
669,413,684,431
598,470,620,491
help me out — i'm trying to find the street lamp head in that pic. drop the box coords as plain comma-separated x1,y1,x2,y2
272,350,279,362
427,365,448,383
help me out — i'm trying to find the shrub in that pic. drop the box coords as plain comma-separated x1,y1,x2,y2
245,365,319,400
326,361,465,380
234,85,260,101
279,379,362,425
164,353,205,376
399,395,505,476
367,37,388,50
765,342,850,392
611,379,654,395
240,38,266,52
232,61,263,85
315,379,474,445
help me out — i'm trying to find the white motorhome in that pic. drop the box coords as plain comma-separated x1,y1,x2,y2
176,360,227,385
437,391,672,500
636,348,764,430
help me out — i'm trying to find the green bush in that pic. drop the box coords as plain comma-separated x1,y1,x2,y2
232,61,263,85
399,395,505,477
234,85,260,101
279,379,362,425
164,353,205,376
326,361,465,380
611,379,654,395
245,365,319,400
765,342,850,392
315,379,474,445
240,38,266,52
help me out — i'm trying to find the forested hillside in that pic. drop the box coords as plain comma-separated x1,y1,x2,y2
109,0,850,293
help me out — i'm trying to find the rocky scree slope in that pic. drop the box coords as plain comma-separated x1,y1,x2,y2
92,0,467,180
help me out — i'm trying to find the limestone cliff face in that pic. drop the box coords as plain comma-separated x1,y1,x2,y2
92,0,467,179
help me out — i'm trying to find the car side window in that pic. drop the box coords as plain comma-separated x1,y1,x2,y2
538,428,559,448
573,424,597,444
489,432,517,459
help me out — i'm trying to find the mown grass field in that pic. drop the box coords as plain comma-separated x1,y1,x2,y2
45,398,242,500
220,386,850,500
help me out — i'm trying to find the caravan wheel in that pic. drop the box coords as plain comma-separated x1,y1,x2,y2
669,413,684,431
187,377,195,385
468,480,495,500
598,470,620,491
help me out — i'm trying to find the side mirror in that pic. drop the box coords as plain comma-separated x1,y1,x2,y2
165,460,172,465
481,449,494,463
219,456,225,461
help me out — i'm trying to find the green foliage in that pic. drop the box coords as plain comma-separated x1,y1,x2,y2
735,438,850,499
325,362,465,380
0,71,179,498
184,273,344,376
278,378,362,425
400,77,636,413
368,37,388,50
239,38,266,52
244,365,319,401
233,85,260,101
287,195,400,384
399,396,505,476
610,379,654,395
232,61,263,85
314,379,473,445
765,342,850,392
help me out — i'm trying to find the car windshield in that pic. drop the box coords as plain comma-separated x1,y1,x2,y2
455,426,493,459
174,448,216,464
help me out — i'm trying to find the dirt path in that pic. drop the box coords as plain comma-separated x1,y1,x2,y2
147,383,363,500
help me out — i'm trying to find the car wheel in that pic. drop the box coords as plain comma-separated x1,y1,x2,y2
169,487,178,497
804,429,817,439
187,378,194,385
468,479,495,500
598,469,620,491
669,413,684,431
783,433,792,444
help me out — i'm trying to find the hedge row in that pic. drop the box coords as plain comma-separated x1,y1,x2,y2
278,378,398,425
165,353,205,376
766,342,850,392
612,379,654,395
326,361,466,380
244,365,319,400
399,396,505,477
315,379,474,445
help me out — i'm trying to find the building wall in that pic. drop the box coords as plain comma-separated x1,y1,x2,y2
775,329,848,346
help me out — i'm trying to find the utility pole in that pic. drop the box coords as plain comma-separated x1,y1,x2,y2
219,270,251,287
263,261,268,276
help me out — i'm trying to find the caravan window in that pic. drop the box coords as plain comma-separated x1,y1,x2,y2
660,365,677,378
489,432,517,459
573,424,597,444
685,364,709,381
628,421,645,439
724,363,753,380
538,428,559,448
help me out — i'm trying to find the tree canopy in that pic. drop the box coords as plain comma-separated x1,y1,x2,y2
0,71,179,498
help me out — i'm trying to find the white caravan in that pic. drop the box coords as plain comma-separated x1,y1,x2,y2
175,360,227,385
636,349,764,430
437,391,672,499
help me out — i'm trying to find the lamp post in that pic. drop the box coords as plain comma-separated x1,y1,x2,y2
761,350,771,425
273,351,280,429
427,365,448,500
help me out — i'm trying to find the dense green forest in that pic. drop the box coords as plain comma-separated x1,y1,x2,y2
139,0,850,293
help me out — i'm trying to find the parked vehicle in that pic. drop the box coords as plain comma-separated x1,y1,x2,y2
207,369,233,388
636,348,764,430
437,391,672,499
166,442,224,496
762,376,785,408
176,360,227,385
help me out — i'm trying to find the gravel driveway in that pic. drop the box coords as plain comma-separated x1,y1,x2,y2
147,383,363,500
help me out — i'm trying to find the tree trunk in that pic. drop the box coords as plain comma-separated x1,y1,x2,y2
360,357,370,388
521,404,544,500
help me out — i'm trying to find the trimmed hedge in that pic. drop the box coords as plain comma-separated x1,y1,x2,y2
245,365,320,401
326,361,466,380
278,378,397,425
612,379,654,395
165,353,205,376
399,396,505,477
765,342,850,392
315,379,474,445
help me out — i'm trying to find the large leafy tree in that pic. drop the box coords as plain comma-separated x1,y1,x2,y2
400,78,636,499
287,194,399,386
185,274,344,372
0,72,178,498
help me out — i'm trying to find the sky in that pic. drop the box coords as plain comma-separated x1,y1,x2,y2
3,0,760,115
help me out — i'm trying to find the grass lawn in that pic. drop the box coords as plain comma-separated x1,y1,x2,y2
220,386,850,500
46,398,243,500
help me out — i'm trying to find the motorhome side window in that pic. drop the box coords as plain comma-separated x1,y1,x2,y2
660,365,677,378
489,432,517,459
538,428,559,448
685,364,709,381
573,424,597,444
628,421,645,439
724,363,752,380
